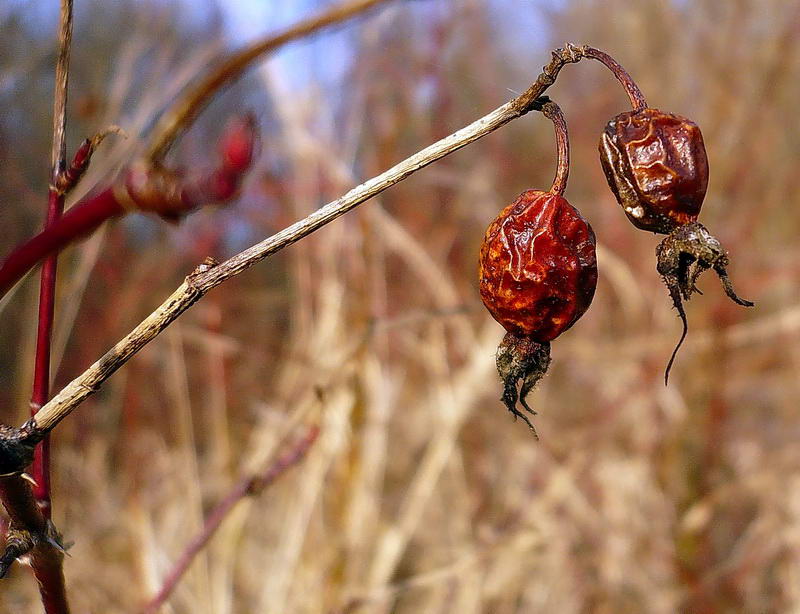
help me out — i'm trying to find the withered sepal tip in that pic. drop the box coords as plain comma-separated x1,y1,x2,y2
496,332,551,438
657,222,754,384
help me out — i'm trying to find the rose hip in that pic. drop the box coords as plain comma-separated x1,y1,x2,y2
599,108,708,234
478,99,597,435
597,102,752,382
479,190,597,341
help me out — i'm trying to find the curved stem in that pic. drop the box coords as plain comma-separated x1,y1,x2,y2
535,98,570,196
584,46,648,111
146,0,390,164
0,189,124,299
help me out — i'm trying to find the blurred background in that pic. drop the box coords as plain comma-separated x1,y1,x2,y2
0,0,798,612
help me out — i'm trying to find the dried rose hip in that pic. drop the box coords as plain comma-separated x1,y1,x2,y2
479,99,597,435
479,190,597,341
599,108,708,234
598,104,752,381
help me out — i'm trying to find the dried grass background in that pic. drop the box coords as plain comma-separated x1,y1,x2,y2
0,0,798,612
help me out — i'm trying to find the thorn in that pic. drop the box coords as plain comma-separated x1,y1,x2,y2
45,536,69,555
19,473,37,487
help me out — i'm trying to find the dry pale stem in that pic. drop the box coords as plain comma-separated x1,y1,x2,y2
49,0,73,183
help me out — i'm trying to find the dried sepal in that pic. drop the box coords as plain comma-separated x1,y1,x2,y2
656,222,754,383
496,333,551,438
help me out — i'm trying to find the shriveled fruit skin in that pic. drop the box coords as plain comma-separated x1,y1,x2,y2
599,108,708,234
479,190,597,341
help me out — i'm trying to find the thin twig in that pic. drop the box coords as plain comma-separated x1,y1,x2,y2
32,0,74,517
139,424,320,614
146,0,391,164
49,0,73,183
29,44,594,437
583,46,647,111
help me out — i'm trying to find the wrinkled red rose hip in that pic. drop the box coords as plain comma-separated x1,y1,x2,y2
479,189,597,340
599,107,708,234
597,107,752,383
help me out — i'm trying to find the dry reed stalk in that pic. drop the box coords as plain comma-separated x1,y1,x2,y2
140,424,319,614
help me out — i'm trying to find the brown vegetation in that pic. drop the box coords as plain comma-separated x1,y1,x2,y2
0,0,797,612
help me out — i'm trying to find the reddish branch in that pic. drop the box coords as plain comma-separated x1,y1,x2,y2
140,424,320,614
583,46,648,111
0,1,74,612
0,116,258,299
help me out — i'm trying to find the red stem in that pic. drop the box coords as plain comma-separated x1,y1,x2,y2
0,188,125,299
539,100,569,196
0,115,257,301
140,425,320,614
7,0,76,609
584,46,648,111
29,189,69,518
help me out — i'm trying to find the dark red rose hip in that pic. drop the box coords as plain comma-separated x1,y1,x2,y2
599,107,708,234
479,190,597,341
597,105,752,382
